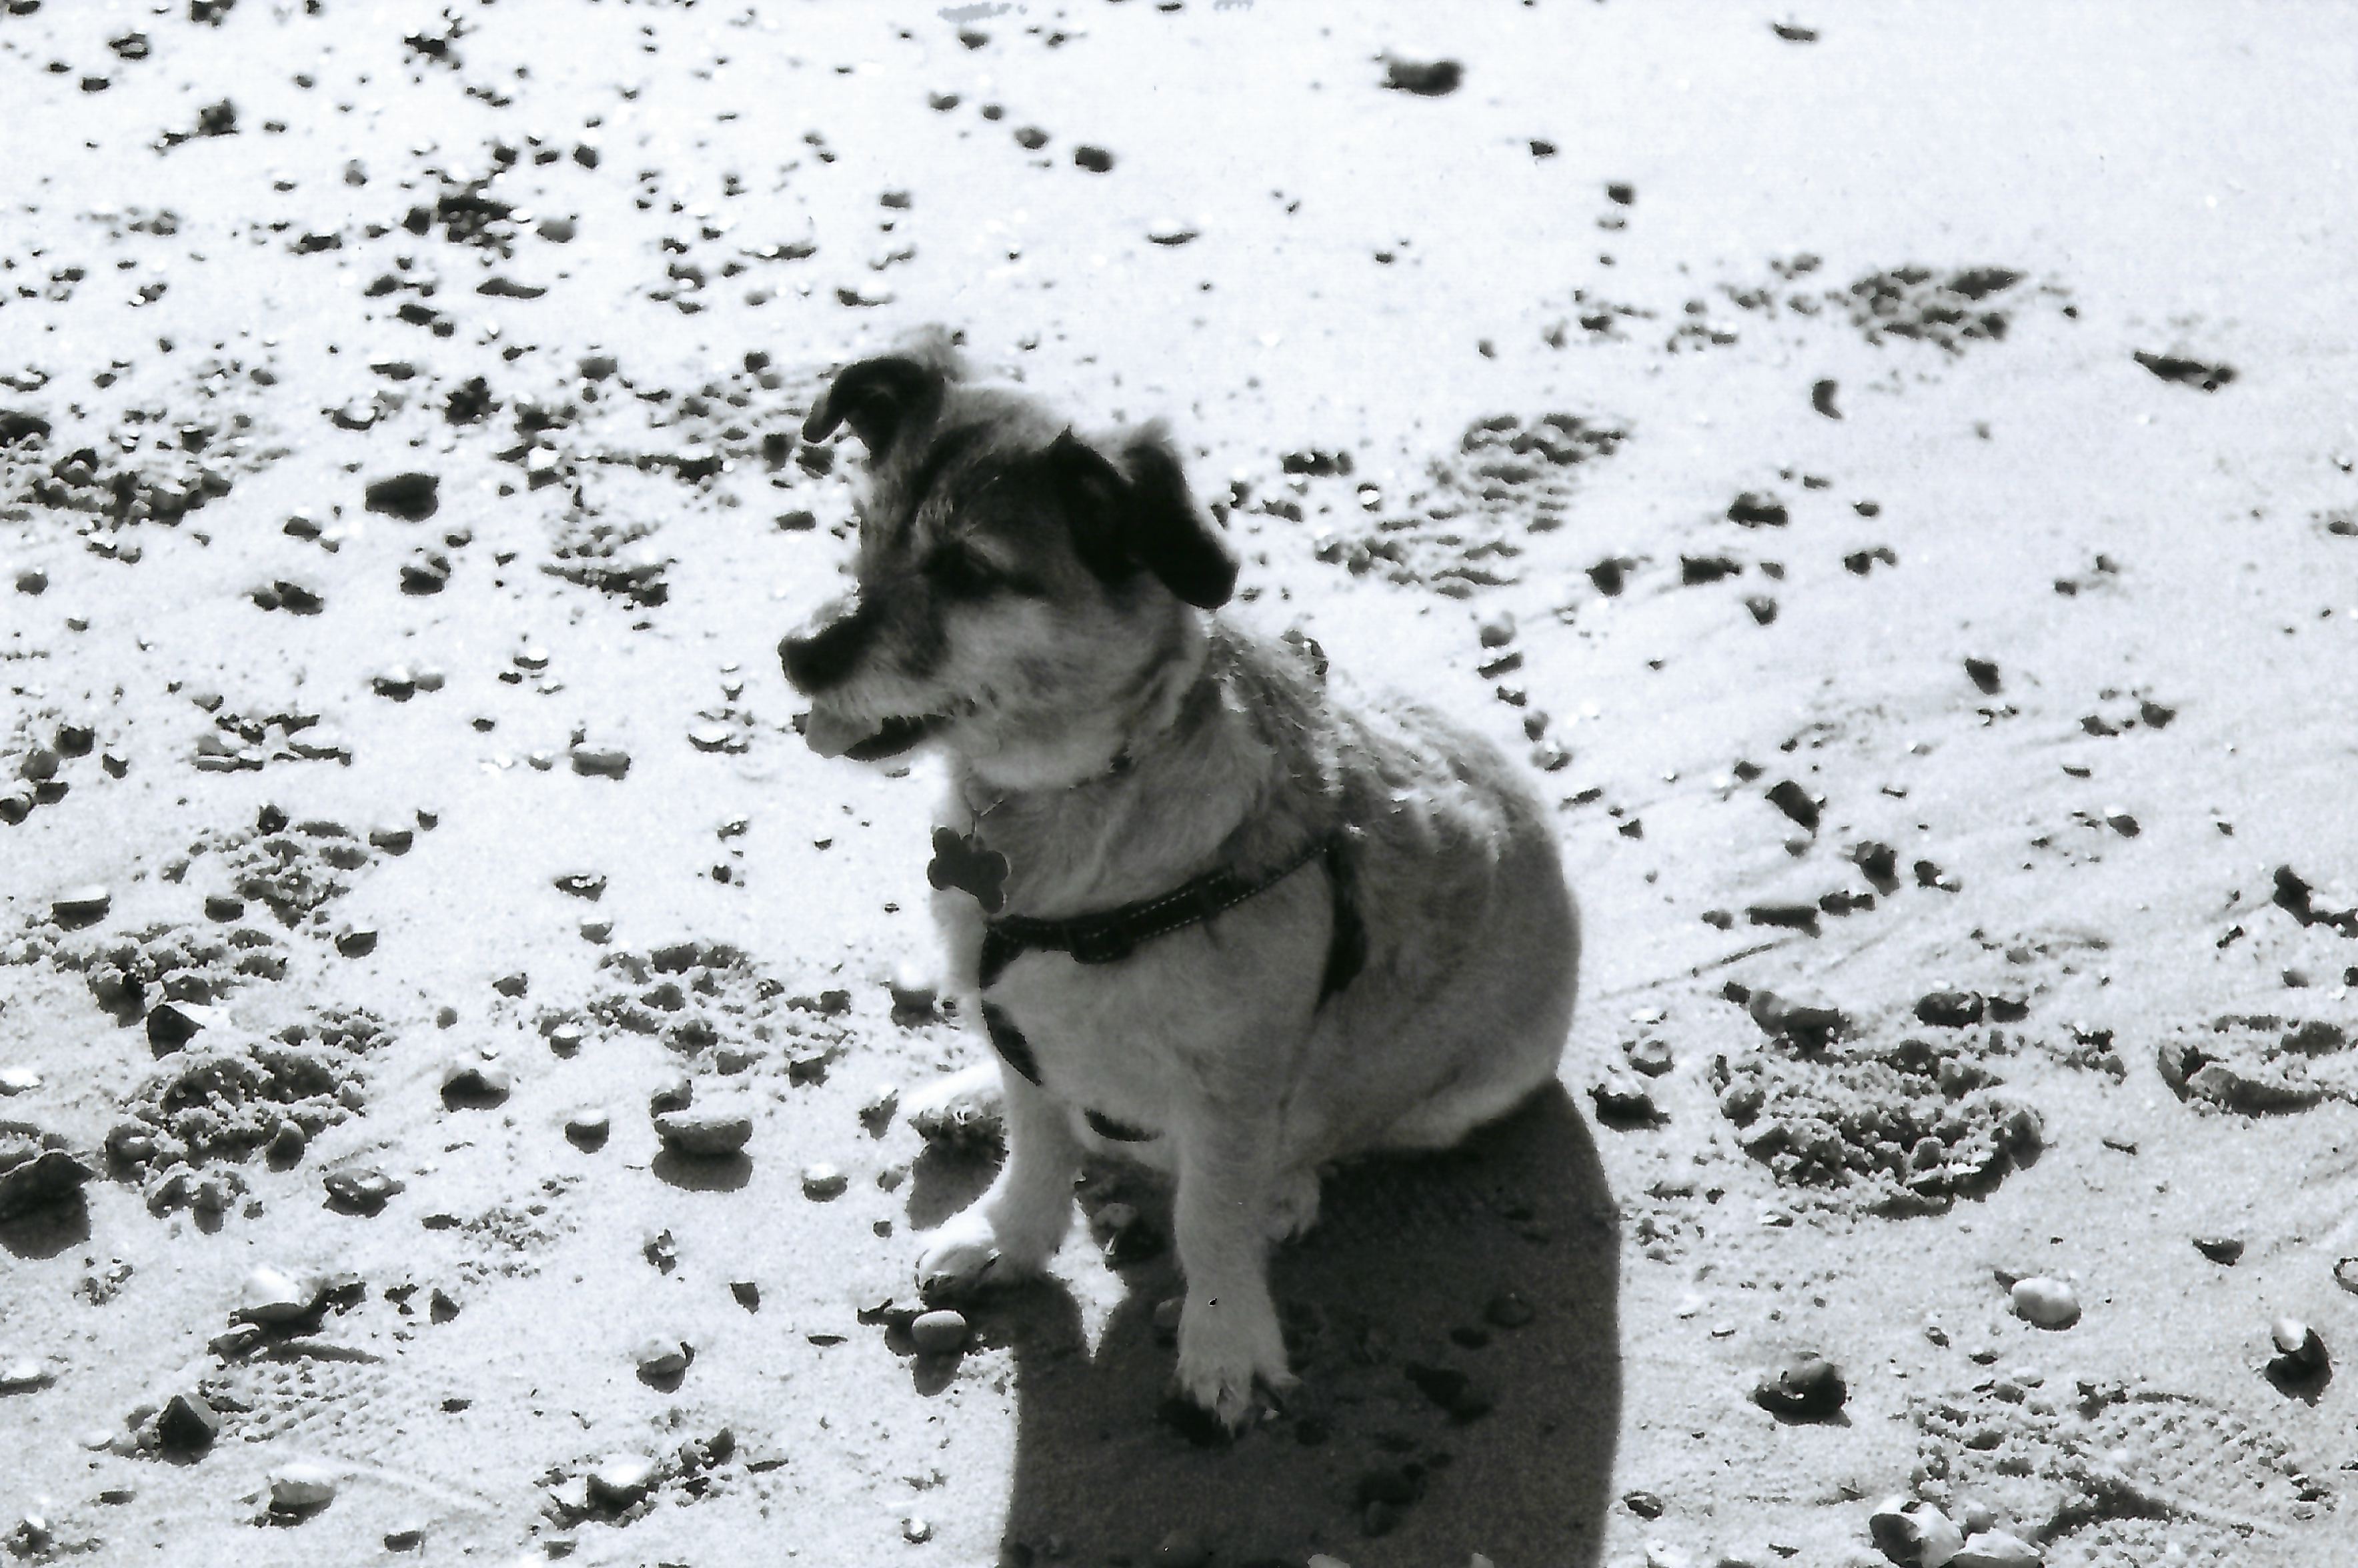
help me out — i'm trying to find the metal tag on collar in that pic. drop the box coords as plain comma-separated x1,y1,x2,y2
927,826,1010,913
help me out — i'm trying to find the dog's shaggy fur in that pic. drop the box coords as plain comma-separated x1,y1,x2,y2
782,331,1580,1425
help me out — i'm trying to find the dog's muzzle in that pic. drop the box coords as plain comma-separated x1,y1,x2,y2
780,595,945,761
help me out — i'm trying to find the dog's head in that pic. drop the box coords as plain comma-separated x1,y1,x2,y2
780,331,1238,783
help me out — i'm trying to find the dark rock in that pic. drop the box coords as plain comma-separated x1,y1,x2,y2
1382,55,1463,95
157,1391,221,1455
1764,779,1822,831
1753,1353,1847,1417
363,471,440,520
2192,1235,2244,1265
1726,491,1789,527
0,1125,94,1219
1916,990,1986,1028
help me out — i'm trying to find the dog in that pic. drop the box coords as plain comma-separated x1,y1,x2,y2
780,329,1580,1427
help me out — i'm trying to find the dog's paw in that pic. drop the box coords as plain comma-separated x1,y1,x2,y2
904,1062,1004,1149
915,1207,1010,1301
1174,1300,1296,1430
914,1197,1067,1301
1262,1166,1323,1242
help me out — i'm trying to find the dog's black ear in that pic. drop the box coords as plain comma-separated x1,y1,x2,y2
1046,423,1237,609
801,331,963,455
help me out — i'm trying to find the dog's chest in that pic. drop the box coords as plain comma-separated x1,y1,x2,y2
984,949,1202,1129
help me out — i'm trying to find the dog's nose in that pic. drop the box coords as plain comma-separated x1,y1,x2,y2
779,593,871,694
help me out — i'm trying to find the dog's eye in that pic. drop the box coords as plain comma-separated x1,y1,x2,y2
927,544,1018,597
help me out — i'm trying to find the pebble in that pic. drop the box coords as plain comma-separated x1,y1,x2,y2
1478,611,1517,648
334,927,378,957
648,1076,693,1115
686,721,734,752
1145,218,1199,246
1746,988,1847,1044
1869,1497,1965,1568
1752,1353,1847,1417
145,999,223,1051
570,743,632,778
440,1057,512,1104
1588,1073,1658,1123
565,1107,610,1149
2191,1235,2244,1265
0,1359,52,1392
653,1105,752,1157
801,1163,848,1200
2009,1277,2080,1329
236,1266,321,1324
1916,989,1986,1027
1964,656,2002,694
267,1461,339,1511
2335,1256,2358,1295
910,1309,970,1355
1952,1530,2043,1567
1624,1037,1674,1076
0,1067,38,1095
2269,1316,2327,1379
156,1391,220,1453
586,1454,658,1508
321,1167,403,1215
49,885,111,923
632,1334,692,1379
0,1132,93,1220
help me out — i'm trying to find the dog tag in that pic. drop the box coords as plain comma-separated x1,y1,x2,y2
927,827,1010,913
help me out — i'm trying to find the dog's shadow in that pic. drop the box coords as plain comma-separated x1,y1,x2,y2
918,1085,1620,1567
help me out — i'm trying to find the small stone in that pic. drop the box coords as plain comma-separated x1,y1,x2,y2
268,1461,338,1512
1072,144,1114,173
586,1454,658,1509
334,927,377,958
145,999,224,1052
1478,611,1517,648
156,1391,219,1454
2009,1276,2081,1329
204,893,245,920
1964,656,2002,694
1146,218,1199,246
321,1167,402,1215
2269,1317,2327,1379
1589,1073,1658,1123
902,1517,934,1544
367,825,413,854
1917,989,1986,1028
491,971,529,997
633,1335,692,1379
910,1309,970,1355
14,568,47,595
0,1352,57,1397
1624,1037,1674,1076
361,471,441,519
654,1105,753,1157
235,1266,320,1324
1952,1530,2043,1568
1622,1489,1666,1519
440,1057,511,1106
0,1131,93,1220
1752,1353,1847,1417
0,1067,38,1095
1746,988,1847,1045
1869,1497,1965,1568
687,721,734,752
565,1107,610,1149
570,743,632,778
801,1163,848,1200
2191,1235,2244,1265
2335,1257,2358,1295
49,885,110,923
649,1076,693,1115
1382,54,1464,95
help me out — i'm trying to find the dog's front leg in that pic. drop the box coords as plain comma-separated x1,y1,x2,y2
916,1063,1083,1298
1171,1109,1295,1429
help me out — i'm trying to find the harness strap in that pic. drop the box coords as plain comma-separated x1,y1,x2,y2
975,828,1368,1101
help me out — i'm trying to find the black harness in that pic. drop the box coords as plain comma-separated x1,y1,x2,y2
972,829,1366,1140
